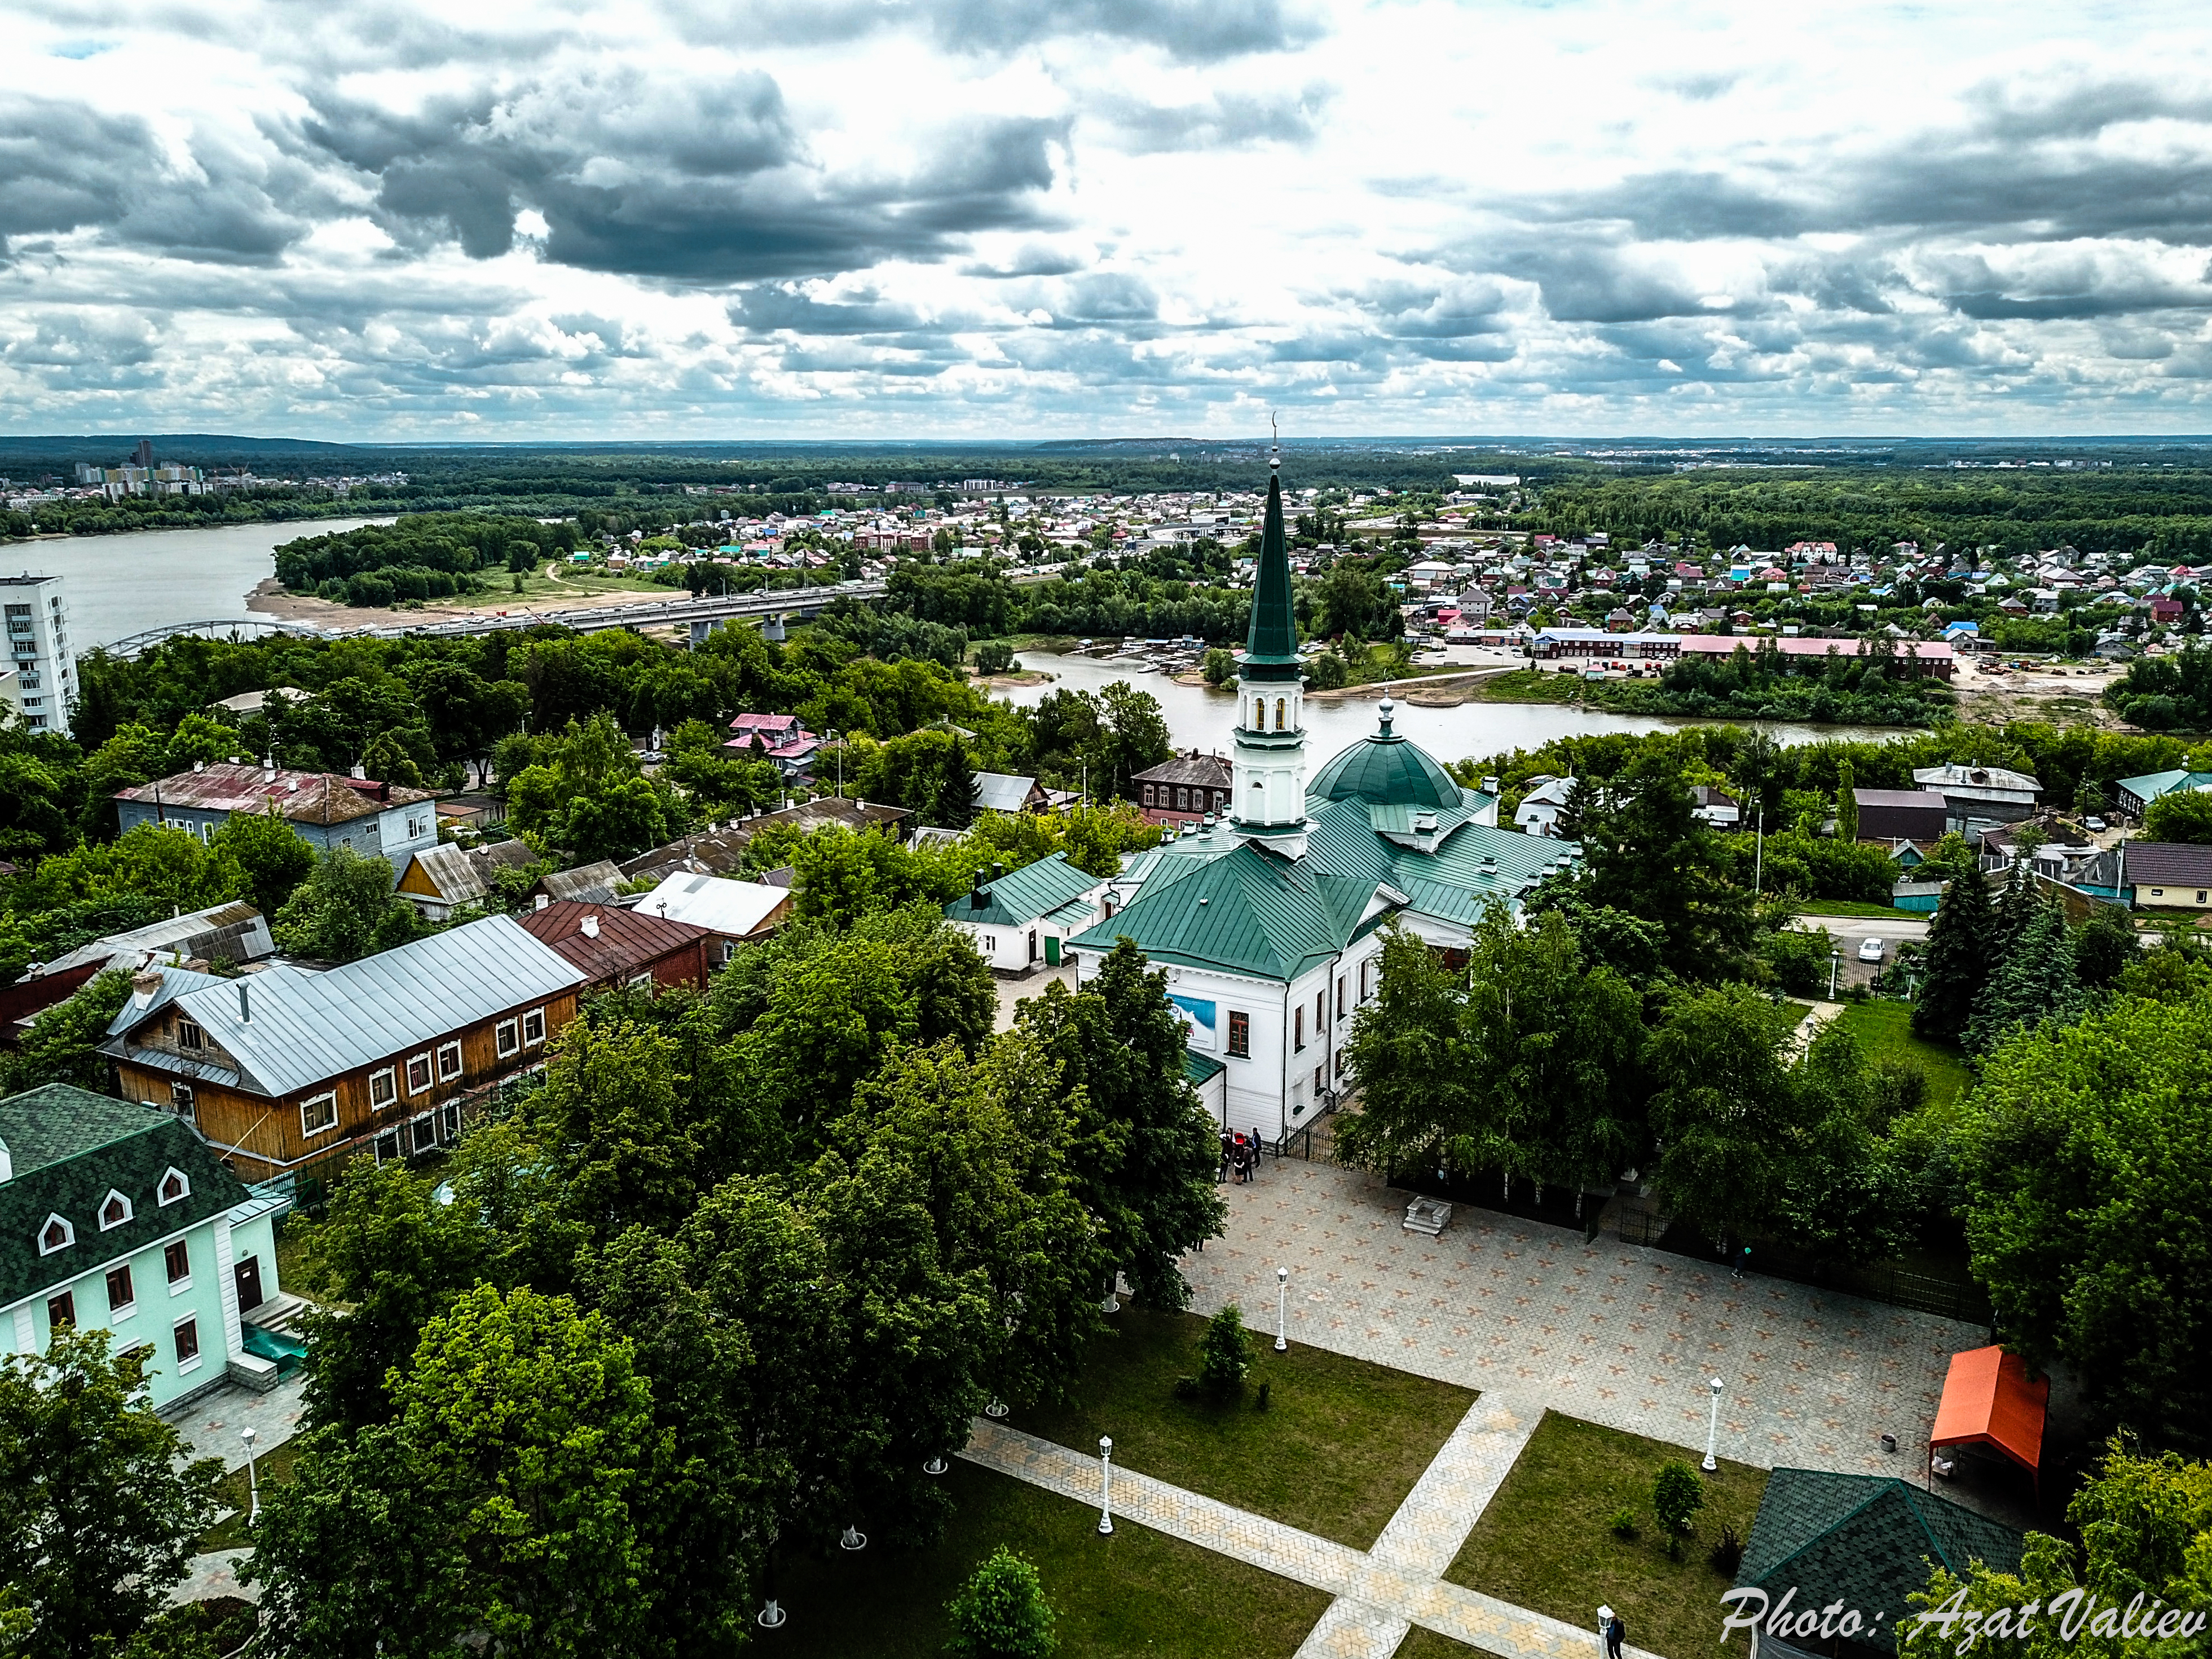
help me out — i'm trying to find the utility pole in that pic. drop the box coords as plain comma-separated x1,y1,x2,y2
1753,799,1764,898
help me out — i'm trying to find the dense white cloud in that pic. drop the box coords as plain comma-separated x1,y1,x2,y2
4,0,2212,436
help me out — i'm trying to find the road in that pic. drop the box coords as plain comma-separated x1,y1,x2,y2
1790,911,1930,990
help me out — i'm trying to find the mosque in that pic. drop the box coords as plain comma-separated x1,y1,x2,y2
1066,449,1582,1137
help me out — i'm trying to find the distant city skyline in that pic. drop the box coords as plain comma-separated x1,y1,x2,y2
4,0,2212,439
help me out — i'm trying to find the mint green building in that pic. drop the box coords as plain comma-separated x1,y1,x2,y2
2,1084,287,1409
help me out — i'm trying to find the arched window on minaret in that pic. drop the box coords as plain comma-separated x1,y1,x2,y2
1275,697,1286,731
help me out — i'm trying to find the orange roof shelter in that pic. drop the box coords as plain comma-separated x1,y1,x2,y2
1930,1345,2048,1488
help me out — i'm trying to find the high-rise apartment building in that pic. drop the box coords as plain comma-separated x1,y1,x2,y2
1,573,77,731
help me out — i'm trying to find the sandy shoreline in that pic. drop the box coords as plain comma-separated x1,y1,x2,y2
245,576,689,634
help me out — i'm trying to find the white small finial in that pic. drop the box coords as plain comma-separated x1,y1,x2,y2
1378,695,1395,732
1270,412,1280,470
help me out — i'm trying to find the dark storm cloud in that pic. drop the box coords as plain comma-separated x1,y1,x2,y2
302,73,1065,283
730,285,937,334
962,241,1090,278
1345,278,1510,338
0,94,306,263
1057,272,1158,322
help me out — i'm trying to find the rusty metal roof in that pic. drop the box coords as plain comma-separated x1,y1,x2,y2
515,901,712,981
116,763,435,827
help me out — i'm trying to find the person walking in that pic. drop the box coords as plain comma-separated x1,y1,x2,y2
1218,1131,1232,1184
1231,1135,1249,1184
1248,1126,1265,1180
1606,1612,1627,1659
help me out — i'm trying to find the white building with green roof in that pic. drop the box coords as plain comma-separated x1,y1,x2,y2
944,851,1111,971
2,1084,286,1411
1067,448,1580,1137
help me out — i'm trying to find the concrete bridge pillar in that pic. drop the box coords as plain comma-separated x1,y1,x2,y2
689,618,724,648
760,613,787,643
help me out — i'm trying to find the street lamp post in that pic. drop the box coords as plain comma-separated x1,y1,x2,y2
1703,1376,1725,1472
1097,1437,1115,1536
826,730,842,799
1275,1265,1290,1352
1598,1605,1616,1659
1828,950,1842,1001
241,1427,259,1525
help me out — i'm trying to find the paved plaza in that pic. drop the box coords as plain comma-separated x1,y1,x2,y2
1184,1155,1984,1478
168,1370,307,1472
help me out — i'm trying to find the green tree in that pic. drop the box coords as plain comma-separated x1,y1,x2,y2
1963,902,2082,1054
1193,1303,1251,1402
77,723,169,837
1569,749,1753,982
1017,940,1226,1308
1834,758,1858,842
2142,786,2212,844
1644,985,1802,1247
209,804,317,918
507,713,684,863
1201,647,1235,687
0,969,133,1096
946,1546,1057,1659
255,1285,659,1657
1913,866,1995,1043
0,1328,223,1659
1906,1441,2212,1659
1650,1460,1705,1557
1958,987,2212,1451
271,844,425,963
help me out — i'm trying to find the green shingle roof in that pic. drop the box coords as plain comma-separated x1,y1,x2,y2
1182,1051,1227,1086
1739,1469,2024,1639
946,851,1101,928
1243,469,1299,674
0,1084,249,1309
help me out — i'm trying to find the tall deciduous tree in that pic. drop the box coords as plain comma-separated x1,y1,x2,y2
0,1329,222,1659
271,843,425,963
1570,749,1753,983
1019,940,1226,1308
209,803,317,917
1833,759,1858,843
1644,984,1802,1247
1958,988,2212,1451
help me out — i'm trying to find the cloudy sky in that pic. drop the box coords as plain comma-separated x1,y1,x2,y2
5,0,2212,439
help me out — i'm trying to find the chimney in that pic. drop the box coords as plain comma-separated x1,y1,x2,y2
534,893,549,910
192,760,205,773
130,969,163,1005
237,981,251,1024
580,914,600,938
1480,775,1500,795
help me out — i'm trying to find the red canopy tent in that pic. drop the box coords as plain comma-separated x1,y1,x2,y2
1930,1345,2048,1491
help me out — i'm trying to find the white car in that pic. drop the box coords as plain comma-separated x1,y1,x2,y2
2086,816,2108,832
1857,937,1887,964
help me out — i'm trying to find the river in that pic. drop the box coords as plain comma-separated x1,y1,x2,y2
10,517,393,648
995,650,1902,767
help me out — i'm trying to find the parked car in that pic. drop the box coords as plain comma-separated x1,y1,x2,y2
1857,937,1887,963
2086,816,2108,832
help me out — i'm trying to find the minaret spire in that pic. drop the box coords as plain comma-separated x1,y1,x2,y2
1230,421,1308,857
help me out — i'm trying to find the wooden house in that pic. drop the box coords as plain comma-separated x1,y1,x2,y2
101,916,587,1183
514,902,715,995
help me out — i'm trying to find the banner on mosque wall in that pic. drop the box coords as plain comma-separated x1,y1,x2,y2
1169,994,1218,1052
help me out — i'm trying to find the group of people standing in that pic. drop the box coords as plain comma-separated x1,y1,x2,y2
1218,1128,1266,1184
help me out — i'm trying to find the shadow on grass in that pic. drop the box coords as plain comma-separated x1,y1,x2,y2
1011,1304,1477,1550
772,1459,1331,1659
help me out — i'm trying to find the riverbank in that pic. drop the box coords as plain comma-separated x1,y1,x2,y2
1468,667,1955,729
245,567,687,632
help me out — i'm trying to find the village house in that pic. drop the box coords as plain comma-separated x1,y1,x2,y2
1,1083,287,1409
515,902,716,995
975,771,1050,814
944,853,1112,973
618,798,911,886
631,871,793,963
102,916,587,1183
395,839,543,922
1131,751,1233,826
115,762,439,882
723,712,819,776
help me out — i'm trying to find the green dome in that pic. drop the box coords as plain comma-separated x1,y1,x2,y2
1308,699,1461,810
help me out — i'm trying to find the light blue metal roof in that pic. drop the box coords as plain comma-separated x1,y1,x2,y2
107,916,587,1099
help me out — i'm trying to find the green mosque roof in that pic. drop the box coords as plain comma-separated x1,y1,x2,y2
1307,698,1461,810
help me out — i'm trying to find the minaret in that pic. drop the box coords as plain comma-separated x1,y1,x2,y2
1231,439,1308,858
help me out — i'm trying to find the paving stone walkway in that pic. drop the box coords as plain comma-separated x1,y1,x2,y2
1187,1157,1979,1477
962,1413,1642,1659
168,1371,307,1471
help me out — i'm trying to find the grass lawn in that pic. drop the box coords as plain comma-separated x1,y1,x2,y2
1011,1305,1476,1550
1473,668,1588,705
772,1458,1331,1659
1792,898,1912,920
1832,999,1975,1105
1444,1411,1768,1659
195,1436,306,1552
1399,1628,1506,1657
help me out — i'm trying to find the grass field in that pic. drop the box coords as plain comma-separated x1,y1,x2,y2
772,1459,1332,1659
1012,1305,1477,1550
1792,898,1914,920
195,1436,306,1552
1832,999,1975,1105
1399,1627,1507,1657
1444,1411,1768,1659
1472,668,1589,705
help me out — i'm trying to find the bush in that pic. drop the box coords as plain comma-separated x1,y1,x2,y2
975,641,1016,676
1652,1460,1706,1556
1708,1523,1744,1576
945,1545,1056,1659
1194,1304,1250,1402
1609,1506,1640,1539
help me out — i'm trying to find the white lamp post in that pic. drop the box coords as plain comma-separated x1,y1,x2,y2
839,1524,866,1552
1097,1436,1115,1536
1275,1265,1290,1352
1598,1605,1615,1659
1703,1376,1724,1472
923,1453,948,1475
240,1426,259,1526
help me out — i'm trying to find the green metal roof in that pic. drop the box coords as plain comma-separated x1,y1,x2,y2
0,1085,249,1309
1739,1469,2024,1636
1308,712,1462,810
1243,468,1299,673
1071,843,1378,981
2118,769,2212,802
946,851,1100,928
1182,1051,1227,1086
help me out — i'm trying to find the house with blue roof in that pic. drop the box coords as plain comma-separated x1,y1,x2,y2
1067,445,1580,1137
